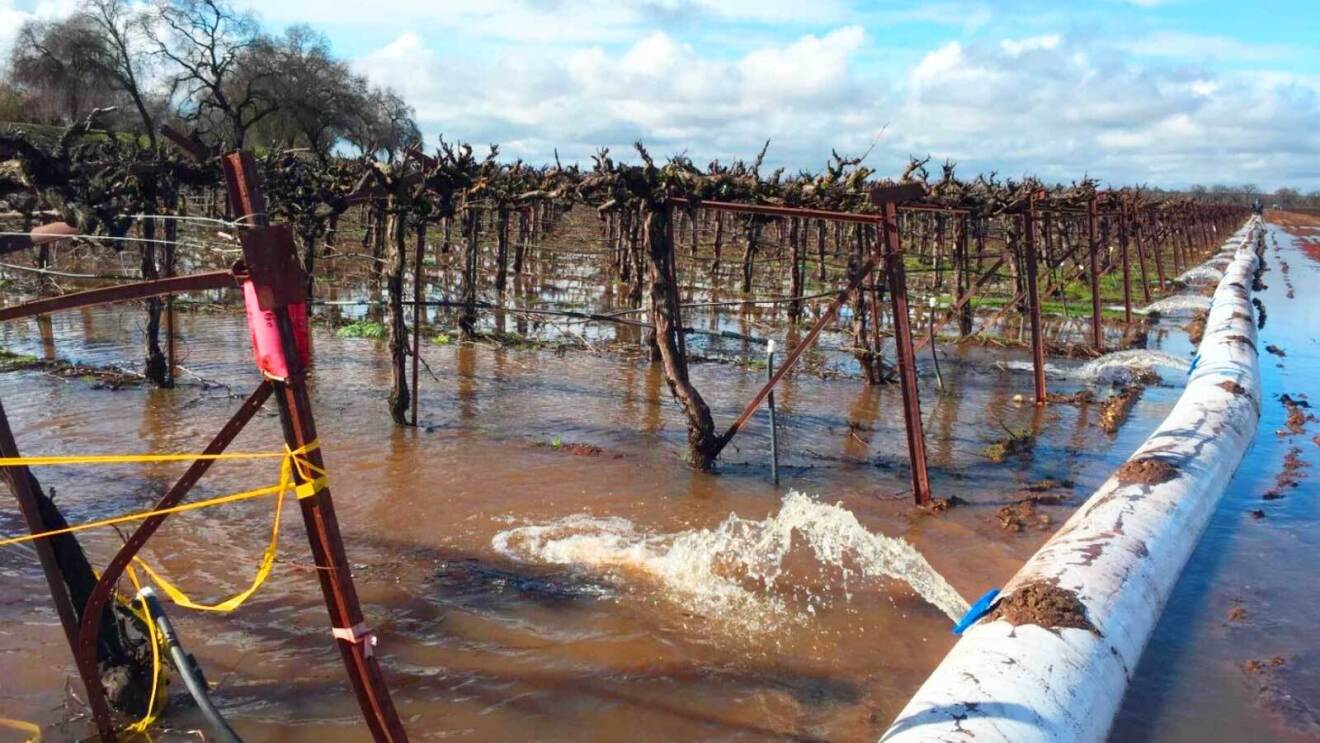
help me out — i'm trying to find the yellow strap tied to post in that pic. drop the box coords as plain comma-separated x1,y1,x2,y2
0,440,330,736
0,440,328,614
0,717,41,742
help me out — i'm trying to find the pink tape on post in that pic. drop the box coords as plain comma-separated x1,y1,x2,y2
242,279,309,380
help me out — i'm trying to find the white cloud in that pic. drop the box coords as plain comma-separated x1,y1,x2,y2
1122,31,1299,63
354,26,879,167
350,22,1320,188
1000,34,1062,57
5,0,1318,190
0,0,32,65
885,36,1320,187
0,0,98,69
912,42,965,83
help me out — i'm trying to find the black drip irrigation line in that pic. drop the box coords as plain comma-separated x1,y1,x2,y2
136,587,244,743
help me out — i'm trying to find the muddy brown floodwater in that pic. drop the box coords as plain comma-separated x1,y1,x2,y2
1,222,1304,742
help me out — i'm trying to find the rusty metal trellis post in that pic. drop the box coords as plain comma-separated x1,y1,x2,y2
877,192,932,506
1022,194,1047,405
221,151,411,743
1118,201,1133,324
0,401,109,737
1130,198,1152,304
73,383,275,742
1087,196,1103,353
411,224,425,426
707,183,932,507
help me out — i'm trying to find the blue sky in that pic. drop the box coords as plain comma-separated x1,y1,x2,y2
6,0,1319,189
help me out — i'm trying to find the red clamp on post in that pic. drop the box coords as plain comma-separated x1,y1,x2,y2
332,622,377,658
238,224,310,380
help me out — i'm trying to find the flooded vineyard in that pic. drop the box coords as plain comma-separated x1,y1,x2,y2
0,128,1312,743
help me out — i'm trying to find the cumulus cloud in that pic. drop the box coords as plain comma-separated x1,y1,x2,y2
354,26,881,169
8,0,1318,189
349,14,1319,189
886,36,1320,186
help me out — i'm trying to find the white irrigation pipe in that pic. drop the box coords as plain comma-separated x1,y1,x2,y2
882,217,1264,743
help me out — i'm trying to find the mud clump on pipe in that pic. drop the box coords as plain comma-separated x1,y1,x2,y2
1218,380,1248,396
1115,457,1179,486
1183,312,1207,345
986,581,1097,633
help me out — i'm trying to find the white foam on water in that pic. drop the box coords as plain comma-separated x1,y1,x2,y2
1078,349,1191,382
996,359,1071,378
998,350,1190,383
492,492,969,634
1139,293,1212,316
1177,265,1225,283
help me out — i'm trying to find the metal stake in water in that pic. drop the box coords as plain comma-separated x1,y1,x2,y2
767,340,780,486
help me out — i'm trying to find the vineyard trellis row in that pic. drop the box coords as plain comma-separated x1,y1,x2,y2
0,122,1245,738
1,126,1247,483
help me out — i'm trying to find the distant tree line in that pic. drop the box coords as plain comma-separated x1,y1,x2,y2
1174,184,1320,209
0,0,419,161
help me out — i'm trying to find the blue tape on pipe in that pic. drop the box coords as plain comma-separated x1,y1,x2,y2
952,588,1000,635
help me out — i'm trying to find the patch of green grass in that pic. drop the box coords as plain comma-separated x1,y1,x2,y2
0,349,39,370
432,332,453,346
480,329,548,349
335,320,388,339
739,356,768,371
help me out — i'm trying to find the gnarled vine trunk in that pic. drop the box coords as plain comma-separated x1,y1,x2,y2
740,217,759,295
386,209,411,424
495,206,510,297
642,203,720,470
460,206,480,339
140,217,169,387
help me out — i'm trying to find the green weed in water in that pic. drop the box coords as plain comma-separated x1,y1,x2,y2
336,320,388,339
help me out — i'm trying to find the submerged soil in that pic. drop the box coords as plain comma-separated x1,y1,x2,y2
0,216,1274,741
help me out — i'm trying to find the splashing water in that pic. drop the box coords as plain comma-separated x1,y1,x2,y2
492,492,969,634
1177,265,1225,284
1140,294,1212,316
999,349,1191,383
996,359,1070,377
1078,349,1191,382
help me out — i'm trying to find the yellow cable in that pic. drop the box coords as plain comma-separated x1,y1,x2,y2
0,451,291,467
0,718,40,742
0,441,325,550
0,440,331,736
123,565,165,734
132,455,291,613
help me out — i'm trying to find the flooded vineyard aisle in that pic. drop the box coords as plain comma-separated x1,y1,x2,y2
0,213,1274,742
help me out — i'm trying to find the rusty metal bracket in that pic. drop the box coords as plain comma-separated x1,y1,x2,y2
240,225,307,310
0,270,240,323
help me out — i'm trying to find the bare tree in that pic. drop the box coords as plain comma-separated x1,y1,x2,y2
8,16,119,124
345,83,421,162
253,26,359,160
82,0,159,145
148,0,275,148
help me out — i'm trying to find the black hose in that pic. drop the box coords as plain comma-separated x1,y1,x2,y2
136,587,245,743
